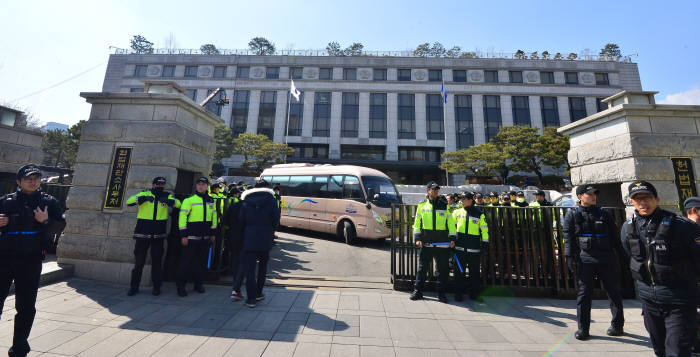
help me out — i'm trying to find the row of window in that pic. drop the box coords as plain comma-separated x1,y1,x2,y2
220,90,608,147
287,144,444,163
132,65,610,85
261,174,363,200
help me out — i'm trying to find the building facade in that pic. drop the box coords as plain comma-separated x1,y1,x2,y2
101,53,642,184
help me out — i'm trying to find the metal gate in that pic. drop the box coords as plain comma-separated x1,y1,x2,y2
390,204,634,298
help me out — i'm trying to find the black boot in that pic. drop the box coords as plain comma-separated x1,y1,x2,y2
409,290,423,300
152,286,161,296
177,286,187,297
606,325,623,336
438,293,448,303
574,329,589,340
127,287,138,296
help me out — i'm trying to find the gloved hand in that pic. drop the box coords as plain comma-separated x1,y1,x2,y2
137,196,154,204
566,256,578,274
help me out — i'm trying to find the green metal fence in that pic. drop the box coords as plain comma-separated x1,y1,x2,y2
390,204,634,298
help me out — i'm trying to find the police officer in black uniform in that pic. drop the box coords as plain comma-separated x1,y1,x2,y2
564,185,624,340
621,181,700,356
0,164,64,357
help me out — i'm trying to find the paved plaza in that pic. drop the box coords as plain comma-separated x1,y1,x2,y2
0,278,654,357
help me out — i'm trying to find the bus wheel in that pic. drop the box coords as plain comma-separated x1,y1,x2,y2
338,220,356,245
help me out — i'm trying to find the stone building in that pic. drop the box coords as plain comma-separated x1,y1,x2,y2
0,105,43,183
559,90,700,214
102,51,642,184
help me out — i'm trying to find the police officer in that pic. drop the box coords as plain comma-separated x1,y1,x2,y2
487,192,499,206
177,177,217,297
0,164,64,357
684,197,700,225
500,193,512,207
508,191,517,203
529,190,552,207
125,177,180,296
512,191,529,207
621,181,700,356
452,192,489,301
474,192,486,207
446,193,459,214
210,182,226,218
564,185,624,340
410,181,457,303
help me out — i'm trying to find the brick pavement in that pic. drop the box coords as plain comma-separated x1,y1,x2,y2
0,279,654,356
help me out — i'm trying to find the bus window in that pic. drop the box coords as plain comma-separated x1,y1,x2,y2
328,175,343,199
288,175,313,196
271,176,290,189
262,176,271,182
343,176,364,201
312,175,328,197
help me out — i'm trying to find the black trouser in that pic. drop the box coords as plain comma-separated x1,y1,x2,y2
229,237,243,291
576,261,624,331
454,250,481,298
0,254,42,356
130,238,164,289
414,247,450,294
177,239,210,289
642,300,696,357
240,250,269,301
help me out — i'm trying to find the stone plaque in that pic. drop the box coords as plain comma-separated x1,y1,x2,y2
581,73,595,84
147,65,161,76
104,146,133,210
468,70,483,82
671,157,697,210
358,68,371,80
414,69,427,81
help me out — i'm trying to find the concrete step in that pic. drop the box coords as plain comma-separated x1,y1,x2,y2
213,273,393,292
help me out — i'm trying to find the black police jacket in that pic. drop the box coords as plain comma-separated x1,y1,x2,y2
621,208,700,305
563,205,621,264
222,200,244,250
0,189,64,256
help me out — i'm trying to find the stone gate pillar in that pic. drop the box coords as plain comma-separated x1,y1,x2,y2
58,81,222,284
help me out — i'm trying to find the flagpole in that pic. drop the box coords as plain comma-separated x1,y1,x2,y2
284,87,292,163
442,80,449,187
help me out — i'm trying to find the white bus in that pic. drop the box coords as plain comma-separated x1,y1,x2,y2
260,164,400,244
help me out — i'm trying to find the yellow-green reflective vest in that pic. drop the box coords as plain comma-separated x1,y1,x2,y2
179,194,217,237
210,192,226,217
453,207,489,242
126,190,180,221
412,199,457,244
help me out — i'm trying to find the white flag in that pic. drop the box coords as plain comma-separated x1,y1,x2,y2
290,80,301,102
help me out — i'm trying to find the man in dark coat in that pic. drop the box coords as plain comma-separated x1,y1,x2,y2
223,187,245,301
238,179,279,307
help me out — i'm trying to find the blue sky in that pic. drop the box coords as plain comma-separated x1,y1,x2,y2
1,0,699,126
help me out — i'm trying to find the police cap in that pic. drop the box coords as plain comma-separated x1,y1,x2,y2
17,164,42,179
152,177,166,185
196,176,209,185
535,189,546,196
474,192,483,199
508,191,517,196
683,197,700,210
488,191,498,198
460,191,474,200
517,191,525,197
426,181,440,190
576,185,600,196
628,180,657,198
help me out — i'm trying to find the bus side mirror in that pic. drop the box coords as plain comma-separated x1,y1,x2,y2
367,188,375,200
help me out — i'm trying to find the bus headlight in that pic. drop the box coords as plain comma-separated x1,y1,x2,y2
372,210,384,227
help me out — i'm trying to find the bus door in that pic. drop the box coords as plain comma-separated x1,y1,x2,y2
341,175,367,232
307,175,329,232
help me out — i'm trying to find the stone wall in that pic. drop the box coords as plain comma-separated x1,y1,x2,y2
0,125,44,175
559,91,700,215
57,90,222,284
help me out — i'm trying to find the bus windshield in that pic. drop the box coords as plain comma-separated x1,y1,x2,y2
361,176,400,208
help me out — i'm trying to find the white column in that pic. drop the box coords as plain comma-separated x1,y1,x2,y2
358,92,370,138
585,97,597,117
332,68,343,80
246,90,261,133
529,96,543,133
301,91,314,137
444,95,456,152
273,90,288,143
279,67,290,80
386,93,398,160
443,69,453,82
472,94,485,145
554,71,566,84
329,92,342,159
387,68,398,81
498,70,509,83
415,93,427,141
557,96,571,125
500,95,513,126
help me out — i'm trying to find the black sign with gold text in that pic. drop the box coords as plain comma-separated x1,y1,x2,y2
104,146,133,209
671,157,698,210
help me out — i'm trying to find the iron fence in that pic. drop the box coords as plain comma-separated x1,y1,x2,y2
390,204,634,298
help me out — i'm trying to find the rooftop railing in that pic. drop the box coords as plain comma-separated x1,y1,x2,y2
112,48,634,63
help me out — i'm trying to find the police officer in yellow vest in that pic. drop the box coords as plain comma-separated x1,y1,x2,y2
452,192,489,301
410,181,457,303
209,183,226,221
125,177,180,296
177,177,217,297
